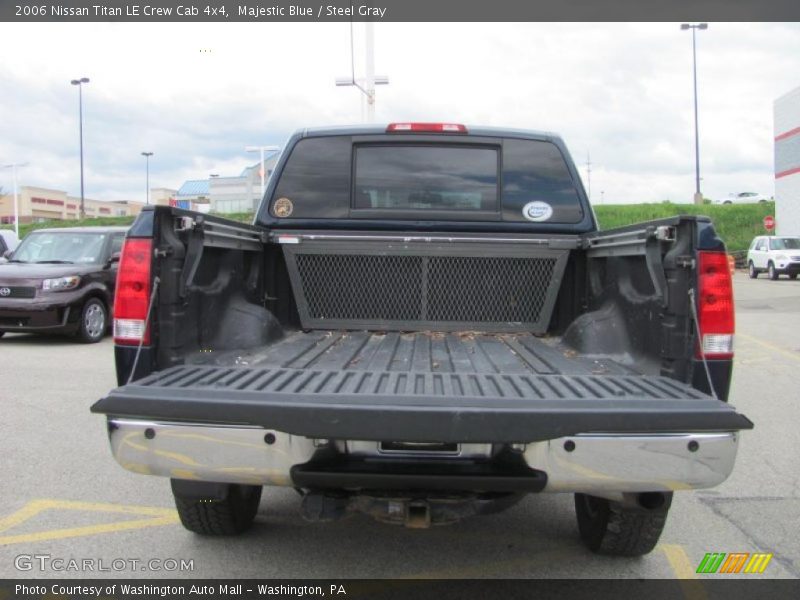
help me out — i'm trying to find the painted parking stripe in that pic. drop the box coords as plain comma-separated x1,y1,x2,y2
738,333,800,363
661,545,709,600
0,499,178,546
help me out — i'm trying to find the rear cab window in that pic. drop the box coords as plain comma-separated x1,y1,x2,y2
262,131,588,228
354,145,499,219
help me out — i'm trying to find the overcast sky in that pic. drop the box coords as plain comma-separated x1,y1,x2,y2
1,22,798,205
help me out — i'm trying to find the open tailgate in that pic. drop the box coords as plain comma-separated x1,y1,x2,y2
92,365,753,443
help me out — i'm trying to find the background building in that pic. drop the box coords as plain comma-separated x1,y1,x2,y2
775,85,800,235
177,156,279,215
0,186,144,225
150,188,179,207
175,180,211,212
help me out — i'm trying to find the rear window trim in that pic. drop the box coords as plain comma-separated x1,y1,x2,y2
349,141,503,220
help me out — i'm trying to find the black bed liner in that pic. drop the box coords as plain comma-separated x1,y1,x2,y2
93,331,753,443
185,330,636,376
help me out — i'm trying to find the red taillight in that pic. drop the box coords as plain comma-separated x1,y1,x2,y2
386,122,468,134
696,251,735,359
113,238,153,346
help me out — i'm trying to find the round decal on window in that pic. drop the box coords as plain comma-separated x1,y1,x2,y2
273,197,293,218
522,201,553,222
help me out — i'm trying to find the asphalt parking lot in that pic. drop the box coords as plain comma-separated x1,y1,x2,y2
1,272,798,580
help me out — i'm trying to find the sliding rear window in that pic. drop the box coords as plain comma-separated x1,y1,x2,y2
353,145,499,215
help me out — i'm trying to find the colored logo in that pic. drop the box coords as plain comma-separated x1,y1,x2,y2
273,197,294,218
696,552,773,574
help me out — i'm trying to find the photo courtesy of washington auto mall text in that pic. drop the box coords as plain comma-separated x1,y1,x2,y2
2,0,800,598
14,583,348,597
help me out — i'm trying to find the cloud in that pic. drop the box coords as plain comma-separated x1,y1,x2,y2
0,22,798,204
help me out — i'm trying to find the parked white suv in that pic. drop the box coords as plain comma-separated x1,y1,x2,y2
713,192,771,205
747,236,800,280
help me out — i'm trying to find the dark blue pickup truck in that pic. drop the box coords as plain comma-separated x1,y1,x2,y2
92,123,752,556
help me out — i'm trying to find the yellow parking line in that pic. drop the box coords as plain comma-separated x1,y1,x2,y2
0,500,49,533
0,498,178,546
738,333,800,363
661,545,708,600
0,515,178,546
30,498,176,516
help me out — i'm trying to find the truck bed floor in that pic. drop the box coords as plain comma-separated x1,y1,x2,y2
189,330,636,377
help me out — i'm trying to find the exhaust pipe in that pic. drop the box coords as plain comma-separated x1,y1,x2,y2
636,492,669,510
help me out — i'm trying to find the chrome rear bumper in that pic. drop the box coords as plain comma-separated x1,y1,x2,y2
107,419,739,493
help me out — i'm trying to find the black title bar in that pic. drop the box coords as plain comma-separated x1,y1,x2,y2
2,0,800,22
5,579,800,600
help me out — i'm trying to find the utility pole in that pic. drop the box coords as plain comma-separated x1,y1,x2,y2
245,145,281,201
585,151,592,203
2,162,27,237
70,77,90,217
336,21,389,122
141,152,153,205
681,23,707,205
365,21,376,122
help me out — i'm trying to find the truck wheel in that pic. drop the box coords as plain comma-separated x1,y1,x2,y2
77,298,107,343
172,481,262,535
574,492,671,556
748,261,758,279
768,263,779,280
790,274,798,280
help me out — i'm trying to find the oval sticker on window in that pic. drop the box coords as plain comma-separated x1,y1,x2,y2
522,201,553,222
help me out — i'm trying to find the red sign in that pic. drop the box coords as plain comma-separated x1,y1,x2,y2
763,215,775,231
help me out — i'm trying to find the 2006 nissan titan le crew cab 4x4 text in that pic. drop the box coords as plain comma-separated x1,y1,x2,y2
92,123,753,556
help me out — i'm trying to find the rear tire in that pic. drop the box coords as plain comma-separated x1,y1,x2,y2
172,481,262,535
574,493,672,556
790,274,798,280
748,261,758,279
77,298,107,343
768,262,779,280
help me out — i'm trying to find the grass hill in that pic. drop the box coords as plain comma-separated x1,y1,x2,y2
9,202,774,253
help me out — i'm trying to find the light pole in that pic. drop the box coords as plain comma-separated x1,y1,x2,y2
245,145,280,200
70,77,90,217
681,23,707,205
141,152,153,205
585,151,592,203
1,162,27,237
336,22,389,122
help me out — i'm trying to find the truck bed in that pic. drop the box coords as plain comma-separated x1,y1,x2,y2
93,330,752,443
187,330,636,376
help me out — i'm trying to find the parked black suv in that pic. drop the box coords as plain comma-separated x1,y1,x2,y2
0,226,128,342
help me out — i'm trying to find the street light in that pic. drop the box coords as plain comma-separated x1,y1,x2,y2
681,23,707,205
141,152,153,205
70,77,90,217
245,145,280,200
1,162,28,237
336,22,389,122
